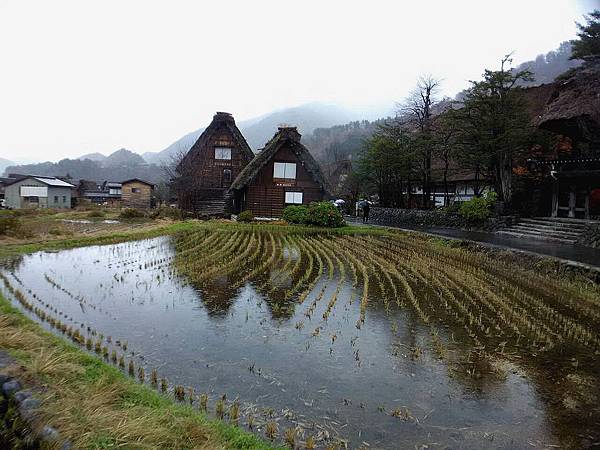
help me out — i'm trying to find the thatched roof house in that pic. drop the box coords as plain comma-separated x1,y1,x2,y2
174,112,254,216
524,61,600,219
228,127,331,217
532,61,600,146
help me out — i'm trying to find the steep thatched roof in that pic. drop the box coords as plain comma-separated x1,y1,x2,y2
534,61,600,142
180,112,254,170
228,127,331,194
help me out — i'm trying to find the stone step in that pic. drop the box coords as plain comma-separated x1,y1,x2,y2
519,218,588,231
533,216,599,225
496,230,577,244
509,225,583,238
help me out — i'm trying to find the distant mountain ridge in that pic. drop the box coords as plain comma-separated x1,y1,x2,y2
79,152,107,162
142,102,392,165
0,157,14,176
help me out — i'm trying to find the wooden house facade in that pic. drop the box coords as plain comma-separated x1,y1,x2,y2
228,127,330,217
121,179,154,209
174,112,254,216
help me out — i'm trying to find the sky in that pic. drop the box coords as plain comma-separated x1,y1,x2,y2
0,0,597,163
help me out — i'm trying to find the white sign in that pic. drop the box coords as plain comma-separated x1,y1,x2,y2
20,186,48,197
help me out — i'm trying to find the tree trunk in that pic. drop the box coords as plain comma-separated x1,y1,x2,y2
499,154,512,205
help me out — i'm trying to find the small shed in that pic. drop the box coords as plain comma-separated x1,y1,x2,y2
121,179,154,209
3,175,74,209
228,127,330,217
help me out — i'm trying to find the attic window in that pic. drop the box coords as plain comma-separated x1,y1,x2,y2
215,147,232,160
274,162,296,180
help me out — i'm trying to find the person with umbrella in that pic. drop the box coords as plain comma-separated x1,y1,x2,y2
362,200,370,223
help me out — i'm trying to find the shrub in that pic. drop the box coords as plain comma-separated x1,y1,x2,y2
282,205,309,225
237,210,254,222
282,202,345,228
148,207,182,221
0,215,21,236
119,208,145,219
87,209,106,218
459,191,498,222
306,202,345,228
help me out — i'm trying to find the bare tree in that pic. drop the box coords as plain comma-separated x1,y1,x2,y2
399,75,441,208
161,143,195,210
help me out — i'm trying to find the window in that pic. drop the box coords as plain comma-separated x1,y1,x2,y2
54,196,59,203
62,196,66,203
132,187,141,193
222,168,232,184
285,191,303,204
215,147,232,160
273,162,296,180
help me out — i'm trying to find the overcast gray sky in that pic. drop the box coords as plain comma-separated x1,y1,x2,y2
0,0,597,162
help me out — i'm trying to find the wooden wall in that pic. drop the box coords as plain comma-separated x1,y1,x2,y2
244,144,325,217
121,181,153,209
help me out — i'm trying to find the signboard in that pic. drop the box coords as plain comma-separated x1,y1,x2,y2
20,186,48,197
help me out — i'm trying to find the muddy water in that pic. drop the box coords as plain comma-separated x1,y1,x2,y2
1,236,598,449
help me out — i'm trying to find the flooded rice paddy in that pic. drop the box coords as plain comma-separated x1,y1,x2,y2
1,227,599,449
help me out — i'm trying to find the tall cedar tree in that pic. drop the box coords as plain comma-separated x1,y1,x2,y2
570,10,600,60
449,56,533,205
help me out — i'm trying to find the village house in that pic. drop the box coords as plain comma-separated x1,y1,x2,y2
174,112,255,216
526,61,600,219
121,178,154,209
228,126,331,217
3,175,74,209
75,180,122,206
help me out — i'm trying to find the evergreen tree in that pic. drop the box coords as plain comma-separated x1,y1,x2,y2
448,56,534,205
571,10,600,60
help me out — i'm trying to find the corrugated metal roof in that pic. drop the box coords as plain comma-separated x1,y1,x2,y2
34,177,74,187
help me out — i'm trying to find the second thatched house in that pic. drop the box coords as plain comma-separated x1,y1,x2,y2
227,126,331,217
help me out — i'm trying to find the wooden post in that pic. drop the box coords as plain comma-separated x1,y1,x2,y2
551,181,559,217
568,185,576,218
584,187,590,220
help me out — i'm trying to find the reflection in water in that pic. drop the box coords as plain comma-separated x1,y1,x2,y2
1,229,599,449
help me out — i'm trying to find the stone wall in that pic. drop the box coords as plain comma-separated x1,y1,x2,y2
367,207,516,231
578,223,600,248
0,350,71,449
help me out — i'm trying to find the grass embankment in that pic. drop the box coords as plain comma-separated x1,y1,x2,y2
0,220,201,259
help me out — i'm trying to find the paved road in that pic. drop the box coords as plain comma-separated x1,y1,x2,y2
348,218,600,271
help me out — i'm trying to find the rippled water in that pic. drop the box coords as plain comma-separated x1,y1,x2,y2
1,232,599,449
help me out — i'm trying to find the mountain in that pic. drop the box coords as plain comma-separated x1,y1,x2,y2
104,148,145,167
143,102,391,165
142,128,205,165
6,148,163,184
514,41,582,86
79,152,107,162
0,157,14,176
